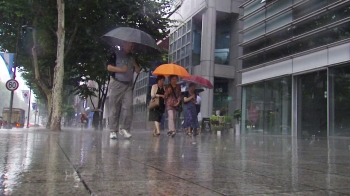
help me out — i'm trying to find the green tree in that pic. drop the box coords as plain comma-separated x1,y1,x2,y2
0,0,176,130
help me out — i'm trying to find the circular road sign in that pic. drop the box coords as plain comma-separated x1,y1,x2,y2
5,79,19,91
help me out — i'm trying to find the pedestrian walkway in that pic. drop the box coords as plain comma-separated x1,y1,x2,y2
1,128,350,195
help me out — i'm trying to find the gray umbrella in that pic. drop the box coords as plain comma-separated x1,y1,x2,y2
102,27,160,54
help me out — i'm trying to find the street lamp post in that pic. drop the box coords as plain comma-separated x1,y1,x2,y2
34,110,38,126
22,25,36,128
26,87,31,128
5,24,23,129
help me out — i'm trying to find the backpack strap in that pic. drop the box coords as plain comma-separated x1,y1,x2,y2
107,52,117,78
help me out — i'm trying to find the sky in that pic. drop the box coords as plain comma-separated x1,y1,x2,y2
0,58,35,101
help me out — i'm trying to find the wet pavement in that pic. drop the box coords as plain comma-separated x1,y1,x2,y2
1,128,350,195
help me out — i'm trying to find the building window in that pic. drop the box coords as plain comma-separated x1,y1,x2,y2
192,18,202,66
243,38,266,55
266,0,292,18
293,0,327,20
329,63,350,136
169,19,193,66
243,20,350,69
244,0,264,16
266,11,292,33
241,0,350,69
328,21,350,43
243,24,265,42
243,53,265,69
215,12,232,65
213,77,229,115
296,71,327,138
242,76,291,135
244,9,265,29
293,29,330,54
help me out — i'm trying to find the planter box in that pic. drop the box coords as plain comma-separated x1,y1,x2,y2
235,124,240,135
229,128,235,134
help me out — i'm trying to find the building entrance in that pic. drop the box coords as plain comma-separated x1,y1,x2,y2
296,70,327,138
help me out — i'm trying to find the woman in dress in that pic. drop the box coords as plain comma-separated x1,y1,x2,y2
149,75,166,136
164,75,182,137
183,83,199,136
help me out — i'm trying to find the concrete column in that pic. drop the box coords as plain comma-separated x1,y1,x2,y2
230,13,242,112
200,0,216,118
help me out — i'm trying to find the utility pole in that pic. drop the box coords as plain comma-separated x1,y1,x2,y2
26,87,31,128
22,25,37,128
34,110,38,126
6,25,21,129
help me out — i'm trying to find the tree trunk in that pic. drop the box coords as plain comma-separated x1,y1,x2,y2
99,82,109,130
50,0,65,131
46,93,53,129
99,95,106,130
31,19,53,129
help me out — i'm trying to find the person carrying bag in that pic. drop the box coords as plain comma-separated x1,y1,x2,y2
164,75,182,137
148,75,166,136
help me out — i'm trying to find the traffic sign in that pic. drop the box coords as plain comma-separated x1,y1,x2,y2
5,79,19,91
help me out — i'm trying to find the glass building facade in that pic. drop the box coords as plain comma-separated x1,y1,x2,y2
241,0,350,69
215,13,233,65
133,71,149,129
169,12,233,68
240,0,350,137
169,20,193,69
242,76,291,135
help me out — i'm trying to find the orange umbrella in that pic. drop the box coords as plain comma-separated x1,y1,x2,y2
152,63,190,78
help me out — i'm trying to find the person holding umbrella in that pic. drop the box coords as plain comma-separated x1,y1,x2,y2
102,27,160,139
164,75,182,137
183,83,200,136
107,41,141,139
152,63,190,137
181,75,213,135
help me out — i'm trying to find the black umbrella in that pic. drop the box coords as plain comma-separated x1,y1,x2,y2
102,27,160,54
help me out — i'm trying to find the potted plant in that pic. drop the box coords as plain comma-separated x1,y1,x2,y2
233,109,241,135
212,125,224,134
224,115,233,131
210,115,219,126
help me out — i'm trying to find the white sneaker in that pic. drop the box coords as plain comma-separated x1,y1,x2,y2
120,129,132,139
110,132,118,139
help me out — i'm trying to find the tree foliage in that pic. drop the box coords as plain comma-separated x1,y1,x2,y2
0,0,176,129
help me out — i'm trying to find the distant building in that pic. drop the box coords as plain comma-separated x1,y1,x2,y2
166,0,244,121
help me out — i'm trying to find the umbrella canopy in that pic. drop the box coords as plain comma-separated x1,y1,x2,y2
182,75,214,89
152,63,190,78
102,27,160,54
181,86,204,94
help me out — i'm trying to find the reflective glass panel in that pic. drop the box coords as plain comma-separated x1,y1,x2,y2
243,37,266,55
297,71,327,138
293,30,330,54
293,0,327,20
329,64,350,136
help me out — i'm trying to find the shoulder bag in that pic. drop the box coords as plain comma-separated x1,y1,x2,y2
171,85,183,112
149,85,160,109
149,97,159,109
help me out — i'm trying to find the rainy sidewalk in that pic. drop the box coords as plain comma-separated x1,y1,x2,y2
1,128,350,195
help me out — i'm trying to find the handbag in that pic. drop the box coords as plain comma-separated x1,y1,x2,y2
149,97,159,109
170,85,183,112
